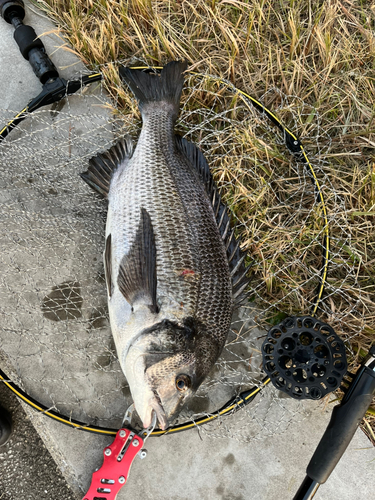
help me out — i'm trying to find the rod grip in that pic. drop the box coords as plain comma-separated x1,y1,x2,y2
0,0,25,23
13,24,43,59
293,476,319,500
306,367,375,484
13,24,59,83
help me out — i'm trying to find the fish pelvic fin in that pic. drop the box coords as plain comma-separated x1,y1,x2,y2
119,61,188,118
80,136,133,197
117,208,158,313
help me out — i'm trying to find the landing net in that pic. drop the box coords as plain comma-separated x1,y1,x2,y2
0,61,364,439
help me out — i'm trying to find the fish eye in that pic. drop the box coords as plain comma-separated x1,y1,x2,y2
175,374,191,392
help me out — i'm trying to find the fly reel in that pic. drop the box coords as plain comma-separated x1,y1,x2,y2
262,316,347,400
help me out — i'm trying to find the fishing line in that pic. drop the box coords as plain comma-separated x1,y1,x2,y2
0,67,329,435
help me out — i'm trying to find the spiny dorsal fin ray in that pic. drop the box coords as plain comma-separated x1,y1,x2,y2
233,268,250,290
117,208,158,313
233,278,251,299
175,135,212,188
80,136,134,197
175,135,252,308
228,240,240,263
221,220,231,241
234,289,251,307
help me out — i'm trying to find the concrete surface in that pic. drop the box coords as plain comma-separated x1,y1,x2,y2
0,380,76,500
0,2,374,500
28,398,375,500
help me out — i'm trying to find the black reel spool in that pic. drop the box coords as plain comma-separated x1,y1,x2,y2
262,316,347,400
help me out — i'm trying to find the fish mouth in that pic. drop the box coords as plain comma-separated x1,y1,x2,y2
141,390,168,430
151,391,169,430
124,324,183,431
124,347,170,430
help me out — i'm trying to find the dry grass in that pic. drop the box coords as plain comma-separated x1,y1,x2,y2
33,0,375,430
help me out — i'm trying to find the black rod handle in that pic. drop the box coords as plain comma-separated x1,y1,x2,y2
0,0,25,23
306,364,375,484
12,23,59,84
293,476,319,500
1,0,59,84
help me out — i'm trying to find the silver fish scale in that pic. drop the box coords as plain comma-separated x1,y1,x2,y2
108,107,232,344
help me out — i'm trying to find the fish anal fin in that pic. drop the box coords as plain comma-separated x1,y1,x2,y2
117,208,158,313
80,136,133,197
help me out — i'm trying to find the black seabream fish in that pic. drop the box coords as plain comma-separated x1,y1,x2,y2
81,61,250,430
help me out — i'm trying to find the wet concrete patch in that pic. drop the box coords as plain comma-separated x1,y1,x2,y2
41,281,83,321
88,305,108,329
224,453,236,465
216,484,244,500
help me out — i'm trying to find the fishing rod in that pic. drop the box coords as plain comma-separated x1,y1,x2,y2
293,344,375,500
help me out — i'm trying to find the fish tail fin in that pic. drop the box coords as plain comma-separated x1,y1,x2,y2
119,61,188,117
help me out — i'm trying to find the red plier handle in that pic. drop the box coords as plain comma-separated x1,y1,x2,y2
82,427,145,500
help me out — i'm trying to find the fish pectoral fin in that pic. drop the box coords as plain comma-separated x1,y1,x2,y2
117,208,158,313
80,136,134,197
104,234,112,297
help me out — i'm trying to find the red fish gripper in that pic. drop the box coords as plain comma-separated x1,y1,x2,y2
82,428,146,500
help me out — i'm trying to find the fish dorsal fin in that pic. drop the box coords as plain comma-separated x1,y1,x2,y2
175,135,213,192
216,198,252,308
80,136,133,197
117,208,158,313
176,135,252,308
